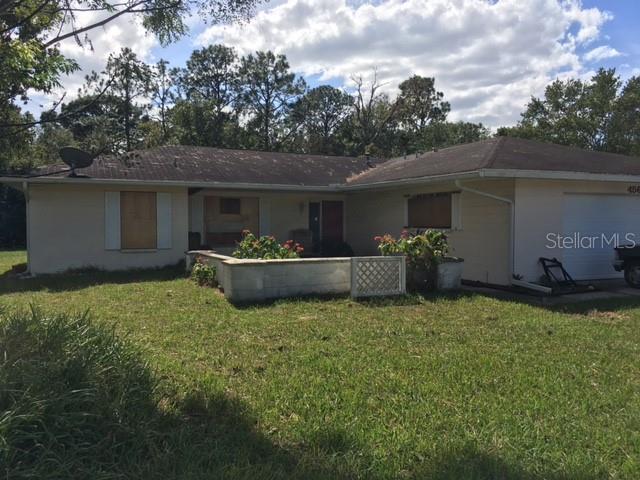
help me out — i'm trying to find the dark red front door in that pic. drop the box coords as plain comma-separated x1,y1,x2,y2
321,201,343,244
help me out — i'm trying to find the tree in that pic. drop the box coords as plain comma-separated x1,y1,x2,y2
56,93,123,154
0,0,261,113
84,48,154,152
418,121,490,151
498,69,639,155
33,122,76,164
393,75,451,154
609,76,640,156
345,73,400,157
151,59,174,142
172,45,240,147
0,105,35,172
238,51,306,150
290,86,353,154
397,76,450,132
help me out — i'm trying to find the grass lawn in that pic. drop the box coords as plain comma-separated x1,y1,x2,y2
1,251,639,479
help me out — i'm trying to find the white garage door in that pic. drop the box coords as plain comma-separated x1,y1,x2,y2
563,194,640,280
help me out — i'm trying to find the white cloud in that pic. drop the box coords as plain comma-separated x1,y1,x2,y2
197,0,615,127
29,12,157,113
583,45,622,62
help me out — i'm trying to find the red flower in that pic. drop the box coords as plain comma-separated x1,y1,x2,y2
373,235,383,242
284,243,291,250
296,245,304,253
401,230,409,239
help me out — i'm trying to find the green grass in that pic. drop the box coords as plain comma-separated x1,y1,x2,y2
1,251,639,479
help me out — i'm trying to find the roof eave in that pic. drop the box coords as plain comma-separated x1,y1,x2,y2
4,167,640,193
0,175,342,192
482,168,640,182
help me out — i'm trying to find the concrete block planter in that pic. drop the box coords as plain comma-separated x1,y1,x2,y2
187,250,351,303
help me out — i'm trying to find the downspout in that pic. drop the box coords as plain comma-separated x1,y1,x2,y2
454,179,515,284
21,181,31,275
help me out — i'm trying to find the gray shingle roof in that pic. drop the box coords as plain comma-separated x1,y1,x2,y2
15,138,640,188
27,146,381,187
346,137,640,185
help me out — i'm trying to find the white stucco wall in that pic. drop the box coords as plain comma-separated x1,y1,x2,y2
346,179,514,285
28,184,189,274
513,178,635,282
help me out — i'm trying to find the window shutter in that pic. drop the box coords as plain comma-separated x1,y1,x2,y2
157,192,172,249
451,192,462,230
105,192,121,250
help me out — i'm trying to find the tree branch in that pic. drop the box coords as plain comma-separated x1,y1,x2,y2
42,0,147,47
0,76,114,130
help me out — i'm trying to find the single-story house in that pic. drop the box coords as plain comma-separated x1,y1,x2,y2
3,136,640,285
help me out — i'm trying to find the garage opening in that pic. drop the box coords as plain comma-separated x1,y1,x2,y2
562,194,640,280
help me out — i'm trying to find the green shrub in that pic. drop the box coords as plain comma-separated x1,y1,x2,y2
233,230,303,259
374,229,449,268
191,259,217,287
0,308,158,478
374,230,450,292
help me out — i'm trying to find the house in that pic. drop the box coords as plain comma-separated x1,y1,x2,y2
2,136,640,285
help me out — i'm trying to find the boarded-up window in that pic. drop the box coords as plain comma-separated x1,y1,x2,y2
203,196,260,247
220,198,241,215
121,191,157,249
407,193,452,228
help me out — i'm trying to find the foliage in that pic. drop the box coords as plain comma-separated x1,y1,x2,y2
233,230,303,259
0,105,36,173
346,73,400,157
191,259,217,287
151,59,174,142
171,45,240,147
375,230,449,269
0,0,261,108
498,68,640,156
0,186,26,247
290,85,353,155
238,51,307,150
1,250,639,478
417,120,491,151
85,48,155,152
0,307,158,478
397,75,450,132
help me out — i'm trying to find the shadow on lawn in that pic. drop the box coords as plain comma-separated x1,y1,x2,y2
135,389,604,480
410,446,604,480
0,264,186,294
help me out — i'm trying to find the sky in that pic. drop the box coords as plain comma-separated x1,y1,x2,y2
30,0,640,129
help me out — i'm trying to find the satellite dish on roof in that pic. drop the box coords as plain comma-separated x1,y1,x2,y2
59,146,95,176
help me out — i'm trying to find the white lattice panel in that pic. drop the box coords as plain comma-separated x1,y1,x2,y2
351,256,406,298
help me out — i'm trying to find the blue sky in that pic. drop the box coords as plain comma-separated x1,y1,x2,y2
580,0,640,78
35,0,640,128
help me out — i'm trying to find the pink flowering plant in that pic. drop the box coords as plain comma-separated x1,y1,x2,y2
375,230,449,291
374,229,449,269
233,230,304,259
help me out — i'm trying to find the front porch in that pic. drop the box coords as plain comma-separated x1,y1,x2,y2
187,189,349,257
